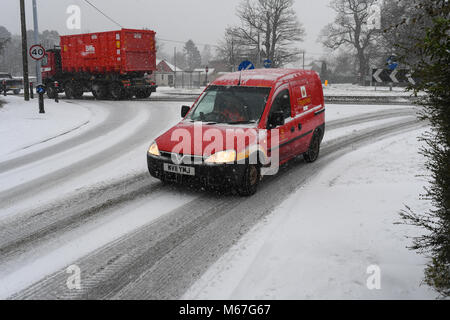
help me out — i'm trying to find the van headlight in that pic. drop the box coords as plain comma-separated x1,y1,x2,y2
148,142,160,156
205,150,236,164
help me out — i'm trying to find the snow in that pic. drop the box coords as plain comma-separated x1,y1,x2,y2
323,83,423,97
0,96,96,157
0,188,197,299
183,127,436,300
0,93,429,299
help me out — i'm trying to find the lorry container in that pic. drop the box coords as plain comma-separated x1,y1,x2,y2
41,29,157,100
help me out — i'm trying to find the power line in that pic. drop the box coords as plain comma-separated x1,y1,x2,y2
80,1,216,48
156,37,219,48
82,0,123,28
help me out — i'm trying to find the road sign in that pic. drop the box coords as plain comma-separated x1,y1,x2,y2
372,68,418,84
36,84,46,94
263,59,272,68
238,60,255,71
387,55,398,71
29,44,46,61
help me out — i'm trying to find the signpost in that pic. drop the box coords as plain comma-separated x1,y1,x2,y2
29,44,46,61
238,60,255,71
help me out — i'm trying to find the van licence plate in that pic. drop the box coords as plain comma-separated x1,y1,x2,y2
163,163,195,176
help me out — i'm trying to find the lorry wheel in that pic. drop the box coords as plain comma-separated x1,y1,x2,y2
73,89,84,99
65,83,75,99
237,165,260,196
73,82,84,99
304,131,321,163
46,86,56,99
135,89,151,99
92,83,109,100
109,82,124,100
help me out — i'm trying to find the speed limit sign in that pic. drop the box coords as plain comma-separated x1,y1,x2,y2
29,44,46,61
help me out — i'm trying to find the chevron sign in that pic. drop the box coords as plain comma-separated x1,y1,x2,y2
372,69,418,84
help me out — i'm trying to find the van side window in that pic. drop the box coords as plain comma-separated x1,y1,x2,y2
269,89,291,121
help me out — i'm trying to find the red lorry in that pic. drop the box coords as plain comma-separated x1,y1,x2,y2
41,28,157,100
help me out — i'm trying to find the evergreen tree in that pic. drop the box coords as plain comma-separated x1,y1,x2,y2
184,39,201,71
396,0,450,297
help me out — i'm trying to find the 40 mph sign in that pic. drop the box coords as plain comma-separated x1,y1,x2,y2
29,44,46,61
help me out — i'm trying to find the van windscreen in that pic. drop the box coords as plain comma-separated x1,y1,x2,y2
188,85,271,124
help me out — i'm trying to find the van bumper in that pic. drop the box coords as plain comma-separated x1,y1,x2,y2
147,154,246,187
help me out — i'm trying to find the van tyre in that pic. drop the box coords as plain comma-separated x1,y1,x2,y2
304,131,321,163
238,164,260,196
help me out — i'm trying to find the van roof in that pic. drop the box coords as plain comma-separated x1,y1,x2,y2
211,68,318,87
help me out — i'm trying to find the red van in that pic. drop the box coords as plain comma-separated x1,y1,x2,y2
147,69,325,196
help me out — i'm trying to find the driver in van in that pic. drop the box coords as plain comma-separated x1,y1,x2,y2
216,95,246,123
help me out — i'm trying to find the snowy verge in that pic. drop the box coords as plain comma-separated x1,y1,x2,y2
183,127,436,300
0,96,98,158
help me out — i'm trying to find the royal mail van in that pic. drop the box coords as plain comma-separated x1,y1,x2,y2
147,69,325,196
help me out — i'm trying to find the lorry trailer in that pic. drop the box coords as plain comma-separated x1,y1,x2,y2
41,28,157,100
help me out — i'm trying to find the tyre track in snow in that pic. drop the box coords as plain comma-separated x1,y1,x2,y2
8,116,425,299
0,100,128,173
0,101,180,209
0,108,416,262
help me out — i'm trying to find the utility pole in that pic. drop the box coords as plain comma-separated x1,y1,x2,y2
231,39,234,72
257,32,261,68
174,47,177,88
32,0,42,86
20,0,30,101
302,51,305,70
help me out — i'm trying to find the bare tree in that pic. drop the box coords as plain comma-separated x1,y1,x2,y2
216,27,244,71
220,0,305,68
0,26,11,54
319,0,382,84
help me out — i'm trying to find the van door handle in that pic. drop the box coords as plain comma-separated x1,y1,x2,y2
298,123,302,131
291,126,295,133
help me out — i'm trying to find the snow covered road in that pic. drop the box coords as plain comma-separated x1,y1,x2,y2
0,95,431,299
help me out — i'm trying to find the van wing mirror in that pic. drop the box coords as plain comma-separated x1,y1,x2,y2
268,111,285,129
181,105,190,118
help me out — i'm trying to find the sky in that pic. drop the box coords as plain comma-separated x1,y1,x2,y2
1,0,335,62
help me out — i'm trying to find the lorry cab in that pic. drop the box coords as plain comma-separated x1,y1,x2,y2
147,69,325,196
41,49,62,80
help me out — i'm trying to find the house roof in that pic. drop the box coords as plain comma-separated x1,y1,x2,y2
156,59,183,72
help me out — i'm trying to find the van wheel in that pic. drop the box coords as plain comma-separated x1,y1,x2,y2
304,132,321,163
237,165,260,196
